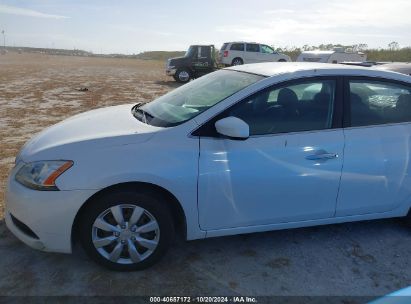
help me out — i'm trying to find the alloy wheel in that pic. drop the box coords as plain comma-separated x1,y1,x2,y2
91,204,160,264
232,59,243,65
178,70,190,82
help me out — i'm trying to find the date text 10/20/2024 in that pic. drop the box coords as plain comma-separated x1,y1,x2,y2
149,296,258,303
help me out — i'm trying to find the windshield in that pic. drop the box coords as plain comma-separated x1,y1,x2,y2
184,46,195,57
137,70,264,127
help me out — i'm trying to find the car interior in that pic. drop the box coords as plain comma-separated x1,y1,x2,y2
350,82,411,127
229,81,335,135
226,80,411,134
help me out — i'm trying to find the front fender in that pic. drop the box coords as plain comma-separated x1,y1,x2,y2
56,134,204,240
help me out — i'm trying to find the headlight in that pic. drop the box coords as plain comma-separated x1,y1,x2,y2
166,59,175,69
15,160,73,191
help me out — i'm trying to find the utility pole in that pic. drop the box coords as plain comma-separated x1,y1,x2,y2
1,30,5,51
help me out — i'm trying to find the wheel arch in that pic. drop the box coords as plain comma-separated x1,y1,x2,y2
71,181,187,246
179,66,195,75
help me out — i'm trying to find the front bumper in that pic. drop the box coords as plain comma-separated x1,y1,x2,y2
166,68,176,76
5,211,45,250
5,165,97,253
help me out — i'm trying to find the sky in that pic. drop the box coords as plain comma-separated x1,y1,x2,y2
0,0,410,54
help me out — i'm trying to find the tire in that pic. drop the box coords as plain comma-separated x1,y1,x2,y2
402,210,411,228
174,69,191,83
278,59,287,62
79,188,175,271
231,58,243,66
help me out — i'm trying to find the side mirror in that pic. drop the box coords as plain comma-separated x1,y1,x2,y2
215,117,249,140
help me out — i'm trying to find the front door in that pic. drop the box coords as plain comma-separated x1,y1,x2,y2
259,44,277,63
192,46,213,77
198,78,345,230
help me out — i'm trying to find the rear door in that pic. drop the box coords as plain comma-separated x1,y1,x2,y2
244,43,261,63
336,77,411,216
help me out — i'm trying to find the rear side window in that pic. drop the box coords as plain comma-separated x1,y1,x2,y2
246,44,260,52
220,43,228,51
230,43,244,51
349,80,411,127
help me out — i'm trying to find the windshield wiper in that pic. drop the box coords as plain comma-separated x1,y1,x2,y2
132,103,153,125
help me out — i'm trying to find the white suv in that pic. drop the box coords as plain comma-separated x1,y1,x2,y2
218,42,291,66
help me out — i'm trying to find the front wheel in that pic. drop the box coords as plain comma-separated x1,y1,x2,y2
174,69,191,83
79,189,174,271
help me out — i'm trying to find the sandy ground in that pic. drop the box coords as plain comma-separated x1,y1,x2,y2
0,53,178,217
1,53,411,301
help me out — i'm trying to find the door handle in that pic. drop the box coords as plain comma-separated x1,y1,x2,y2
305,151,338,161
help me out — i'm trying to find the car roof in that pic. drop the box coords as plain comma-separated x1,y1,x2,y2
372,63,411,75
226,62,411,82
226,41,258,44
190,44,214,47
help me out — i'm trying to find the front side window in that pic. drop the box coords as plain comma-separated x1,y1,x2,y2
349,80,411,127
185,46,195,57
230,43,244,51
228,79,336,135
138,70,264,127
246,44,260,52
261,45,274,54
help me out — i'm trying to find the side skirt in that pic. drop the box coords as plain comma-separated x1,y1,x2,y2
204,207,408,239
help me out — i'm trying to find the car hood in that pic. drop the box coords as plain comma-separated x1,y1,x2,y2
168,56,189,65
18,104,161,162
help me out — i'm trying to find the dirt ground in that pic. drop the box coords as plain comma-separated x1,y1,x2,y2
1,53,411,301
0,53,178,217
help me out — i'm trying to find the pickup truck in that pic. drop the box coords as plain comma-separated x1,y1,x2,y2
166,45,217,83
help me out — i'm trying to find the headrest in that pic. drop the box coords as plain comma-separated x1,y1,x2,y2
277,88,298,106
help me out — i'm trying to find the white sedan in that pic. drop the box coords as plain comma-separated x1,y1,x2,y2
5,63,411,271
